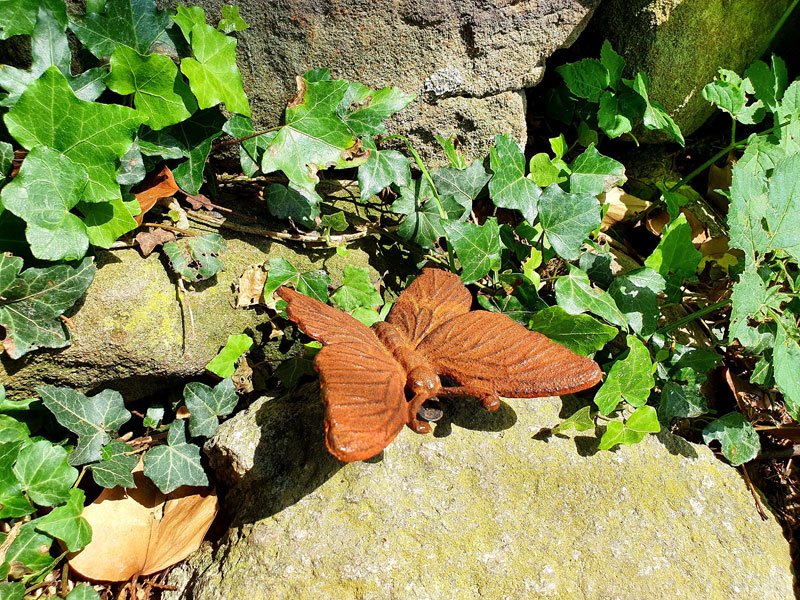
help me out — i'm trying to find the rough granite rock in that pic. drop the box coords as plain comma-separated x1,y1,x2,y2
584,0,795,140
164,386,795,600
0,227,398,401
158,0,601,164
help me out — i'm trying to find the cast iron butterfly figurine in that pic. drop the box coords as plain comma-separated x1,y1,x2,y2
277,268,601,462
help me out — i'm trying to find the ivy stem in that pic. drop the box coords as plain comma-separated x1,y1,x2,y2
668,120,790,193
212,125,282,151
655,298,731,335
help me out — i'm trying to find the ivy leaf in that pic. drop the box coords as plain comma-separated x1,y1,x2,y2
223,115,264,177
275,355,315,388
142,421,208,494
568,143,626,196
435,135,469,170
600,40,625,89
5,67,142,204
264,183,320,227
320,211,348,232
630,72,685,146
0,582,24,600
149,107,226,195
702,412,760,466
13,439,78,506
644,213,701,301
392,177,445,249
351,307,382,327
338,81,415,136
488,134,541,223
552,406,595,434
443,218,501,284
528,306,617,356
176,8,250,116
0,415,29,444
0,0,38,39
607,267,665,337
597,90,634,138
358,136,411,201
36,385,130,466
594,335,655,415
163,233,226,282
206,334,253,379
2,520,53,573
263,257,330,303
431,160,491,221
556,58,609,102
66,584,102,600
79,196,139,249
34,488,91,552
89,439,137,488
332,265,382,311
261,77,355,198
0,441,33,518
537,184,600,261
554,264,627,328
106,45,197,130
69,0,170,58
217,5,249,33
0,147,90,261
0,255,95,359
774,325,800,420
184,378,238,438
599,406,660,450
528,153,564,187
658,381,708,424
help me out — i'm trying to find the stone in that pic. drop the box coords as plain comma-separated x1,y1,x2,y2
584,0,795,140
165,386,794,599
159,0,601,164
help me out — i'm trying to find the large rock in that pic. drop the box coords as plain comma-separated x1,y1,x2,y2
584,0,795,140
162,0,601,163
165,387,794,599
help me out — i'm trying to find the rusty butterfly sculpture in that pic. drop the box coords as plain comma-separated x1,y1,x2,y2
277,268,601,462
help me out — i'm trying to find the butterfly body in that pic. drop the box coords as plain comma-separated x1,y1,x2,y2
277,268,602,462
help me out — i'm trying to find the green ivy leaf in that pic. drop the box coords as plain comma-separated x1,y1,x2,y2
0,441,34,518
658,381,709,424
392,177,447,249
163,233,226,282
34,488,91,552
79,196,139,249
0,255,95,359
5,67,142,204
431,159,491,221
13,439,78,506
443,218,501,284
66,584,102,600
1,520,53,573
607,267,665,337
594,335,655,415
598,406,660,450
644,213,702,301
528,153,564,187
264,183,320,227
568,143,626,196
528,306,617,356
332,265,382,311
217,5,249,33
89,439,136,488
0,416,29,444
702,412,760,466
435,135,468,170
184,378,238,438
350,306,382,327
206,334,253,379
261,77,354,198
106,45,197,130
0,147,90,261
537,184,600,261
0,0,38,39
554,264,627,328
176,8,250,116
552,406,595,434
488,134,541,223
69,0,171,57
358,136,411,201
338,81,415,136
630,72,685,146
556,58,609,102
263,257,330,303
0,582,24,600
142,420,208,494
275,355,315,388
36,385,130,466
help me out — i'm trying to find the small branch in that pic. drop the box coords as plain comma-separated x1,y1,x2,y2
142,222,197,236
740,463,769,521
211,125,282,151
655,298,731,335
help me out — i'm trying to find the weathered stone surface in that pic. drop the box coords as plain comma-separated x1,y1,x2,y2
0,226,396,401
159,0,600,163
165,387,794,600
584,0,794,140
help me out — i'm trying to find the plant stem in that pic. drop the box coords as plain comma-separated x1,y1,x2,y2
655,298,731,335
759,0,799,57
212,125,282,151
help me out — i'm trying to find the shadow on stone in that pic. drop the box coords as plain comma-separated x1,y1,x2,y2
655,429,699,459
432,396,516,438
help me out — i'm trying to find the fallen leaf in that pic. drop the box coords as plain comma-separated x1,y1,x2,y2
135,228,177,257
698,236,742,274
645,207,708,244
723,367,771,416
132,166,180,225
68,465,218,581
184,193,214,211
163,197,190,230
600,187,650,231
236,264,267,308
706,154,732,212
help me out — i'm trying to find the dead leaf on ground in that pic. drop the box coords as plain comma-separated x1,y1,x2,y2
723,367,772,416
68,465,218,581
132,166,180,226
184,193,214,211
645,208,709,244
698,236,743,274
600,187,651,231
706,154,733,213
135,228,177,257
236,264,267,308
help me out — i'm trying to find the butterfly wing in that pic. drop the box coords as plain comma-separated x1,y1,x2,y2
416,311,602,399
387,267,472,347
277,286,407,462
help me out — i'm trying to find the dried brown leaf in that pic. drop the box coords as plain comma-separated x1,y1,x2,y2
600,187,650,231
236,265,267,308
184,193,214,211
135,228,177,257
132,166,180,226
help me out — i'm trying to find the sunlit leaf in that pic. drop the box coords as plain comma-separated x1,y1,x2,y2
142,421,208,494
702,412,760,466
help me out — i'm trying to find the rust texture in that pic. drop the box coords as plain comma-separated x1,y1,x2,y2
277,268,601,462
